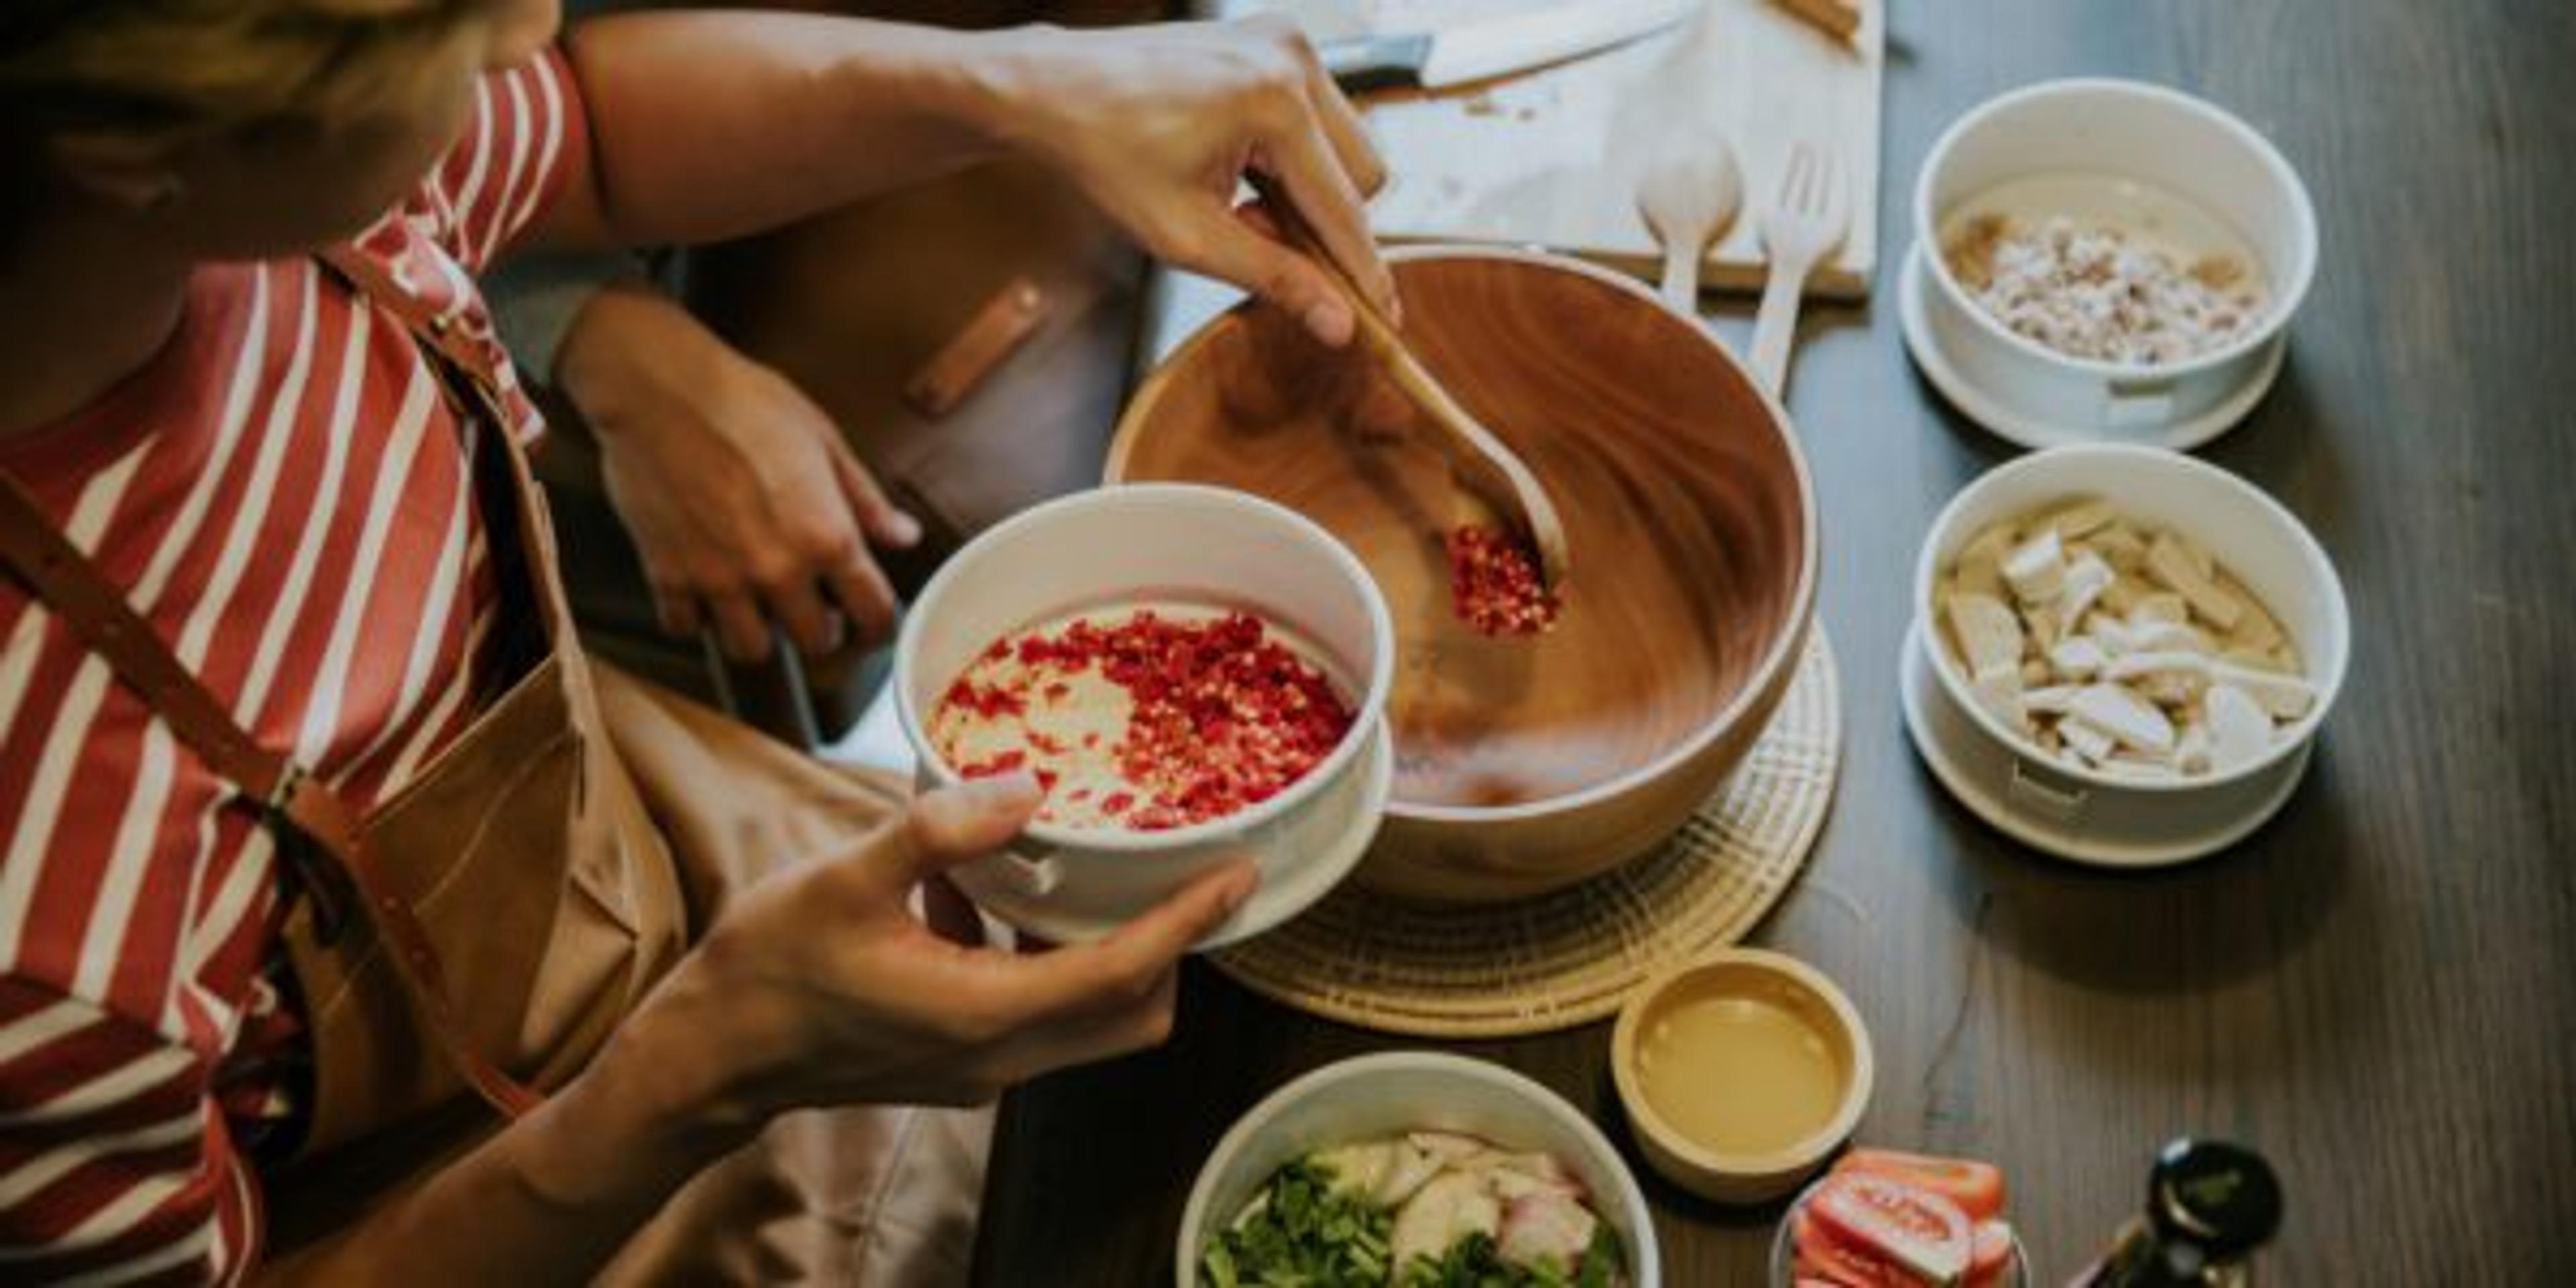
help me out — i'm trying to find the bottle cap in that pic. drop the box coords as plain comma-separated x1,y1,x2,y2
2148,1138,2282,1260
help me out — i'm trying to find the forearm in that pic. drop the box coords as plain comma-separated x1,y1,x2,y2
539,12,1030,250
262,994,757,1283
551,278,698,427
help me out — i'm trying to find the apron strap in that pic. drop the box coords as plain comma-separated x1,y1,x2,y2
0,249,548,1124
313,246,511,389
0,474,541,1120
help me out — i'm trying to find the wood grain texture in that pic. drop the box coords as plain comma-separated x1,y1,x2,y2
1112,251,1815,900
1243,0,1884,299
975,0,2576,1282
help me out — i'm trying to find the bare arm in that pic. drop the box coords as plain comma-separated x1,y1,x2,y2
262,1002,749,1284
532,13,1395,344
536,12,1001,250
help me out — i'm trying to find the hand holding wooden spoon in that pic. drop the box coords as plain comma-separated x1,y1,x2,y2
1244,174,1574,592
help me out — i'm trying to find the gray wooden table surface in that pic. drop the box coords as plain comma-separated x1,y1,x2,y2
971,1,2576,1281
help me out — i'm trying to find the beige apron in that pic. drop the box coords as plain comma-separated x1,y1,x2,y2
0,250,984,1284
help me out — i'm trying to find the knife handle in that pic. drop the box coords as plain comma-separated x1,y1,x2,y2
1316,32,1433,93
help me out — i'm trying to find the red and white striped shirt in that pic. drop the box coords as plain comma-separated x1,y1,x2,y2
0,52,583,1284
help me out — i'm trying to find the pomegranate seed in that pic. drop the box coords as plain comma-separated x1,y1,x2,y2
927,608,1355,828
1445,525,1559,636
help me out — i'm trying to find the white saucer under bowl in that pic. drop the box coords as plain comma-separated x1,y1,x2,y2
1898,621,2308,867
1899,241,2286,453
950,719,1393,948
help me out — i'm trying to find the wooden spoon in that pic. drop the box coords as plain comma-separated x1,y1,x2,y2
1246,174,1573,591
1637,124,1744,314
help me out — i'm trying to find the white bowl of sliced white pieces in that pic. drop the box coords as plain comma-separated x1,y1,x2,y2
1180,1052,1659,1287
1904,445,2350,865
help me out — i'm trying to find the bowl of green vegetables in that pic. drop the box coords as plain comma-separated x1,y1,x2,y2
1181,1052,1659,1287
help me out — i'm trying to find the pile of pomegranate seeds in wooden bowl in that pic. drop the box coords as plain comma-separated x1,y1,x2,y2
1444,524,1560,637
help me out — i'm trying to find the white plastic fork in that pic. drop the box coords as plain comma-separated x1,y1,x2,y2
1747,141,1850,400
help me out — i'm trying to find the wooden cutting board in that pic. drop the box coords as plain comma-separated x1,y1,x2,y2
1233,0,1884,300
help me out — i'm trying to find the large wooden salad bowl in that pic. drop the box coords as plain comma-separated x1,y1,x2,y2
1108,249,1817,902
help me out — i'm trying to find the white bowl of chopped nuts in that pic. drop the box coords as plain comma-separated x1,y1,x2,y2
1906,78,2318,450
1904,445,2349,865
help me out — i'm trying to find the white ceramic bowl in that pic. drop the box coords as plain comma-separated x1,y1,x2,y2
1907,78,2318,449
894,483,1395,947
1177,1052,1662,1287
1904,445,2350,865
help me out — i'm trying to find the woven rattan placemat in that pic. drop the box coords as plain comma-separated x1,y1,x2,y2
1211,630,1841,1037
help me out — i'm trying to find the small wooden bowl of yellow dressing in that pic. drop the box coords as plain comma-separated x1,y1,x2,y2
1611,949,1873,1204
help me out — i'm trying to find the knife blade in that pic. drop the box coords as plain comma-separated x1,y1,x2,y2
1318,0,1701,93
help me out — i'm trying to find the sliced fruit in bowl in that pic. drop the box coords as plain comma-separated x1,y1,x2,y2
1809,1173,1971,1283
1834,1148,2006,1224
1774,1150,2026,1287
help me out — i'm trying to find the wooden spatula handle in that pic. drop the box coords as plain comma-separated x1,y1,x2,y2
1242,174,1399,348
1244,176,1512,485
1243,174,1572,589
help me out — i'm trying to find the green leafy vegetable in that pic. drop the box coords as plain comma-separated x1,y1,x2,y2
1389,1230,1621,1287
1574,1225,1621,1288
1395,1232,1521,1287
1203,1160,1395,1287
1201,1155,1629,1288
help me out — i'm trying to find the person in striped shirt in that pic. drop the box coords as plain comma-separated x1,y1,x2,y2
0,1,1392,1281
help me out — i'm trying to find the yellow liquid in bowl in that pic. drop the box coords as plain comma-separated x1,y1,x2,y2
1635,993,1845,1156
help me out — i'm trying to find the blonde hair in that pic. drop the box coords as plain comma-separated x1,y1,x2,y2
1,0,478,147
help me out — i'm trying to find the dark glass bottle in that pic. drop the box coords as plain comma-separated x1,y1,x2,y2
2076,1139,2282,1287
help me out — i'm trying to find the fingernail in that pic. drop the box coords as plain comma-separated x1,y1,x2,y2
1304,300,1354,347
960,770,1043,806
888,511,924,548
1219,863,1259,915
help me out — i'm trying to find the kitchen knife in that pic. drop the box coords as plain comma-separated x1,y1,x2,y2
1318,0,1701,93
